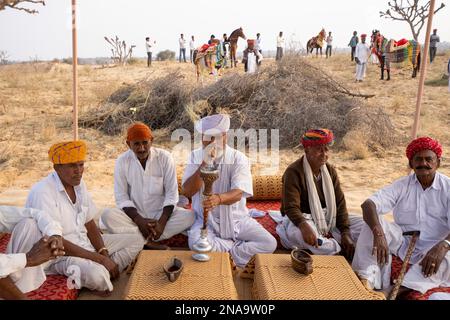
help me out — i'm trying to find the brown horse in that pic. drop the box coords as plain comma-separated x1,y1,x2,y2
307,29,326,56
229,27,246,68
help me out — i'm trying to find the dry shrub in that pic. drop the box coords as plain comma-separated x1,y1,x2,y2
81,55,395,150
391,96,407,114
343,130,370,160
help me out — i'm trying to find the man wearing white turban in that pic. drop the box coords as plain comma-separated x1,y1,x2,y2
182,114,277,268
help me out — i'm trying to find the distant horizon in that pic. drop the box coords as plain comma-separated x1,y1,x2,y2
1,0,449,61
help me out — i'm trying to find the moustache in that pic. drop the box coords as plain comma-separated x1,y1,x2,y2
416,166,431,170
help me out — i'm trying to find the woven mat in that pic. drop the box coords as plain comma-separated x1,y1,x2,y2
253,254,384,300
124,250,238,300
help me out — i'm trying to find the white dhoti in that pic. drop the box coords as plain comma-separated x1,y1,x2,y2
188,216,277,268
352,217,450,294
100,207,195,245
6,218,47,293
247,53,257,73
356,63,367,81
46,233,142,292
276,214,364,255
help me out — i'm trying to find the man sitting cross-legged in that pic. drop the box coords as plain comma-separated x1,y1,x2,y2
0,206,65,300
277,129,364,261
182,114,277,268
352,137,450,298
26,141,142,295
100,122,195,250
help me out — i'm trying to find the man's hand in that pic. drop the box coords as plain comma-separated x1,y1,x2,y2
298,221,318,248
148,219,167,241
98,255,120,280
420,242,448,277
372,226,389,265
340,232,355,261
355,57,360,65
133,216,155,240
48,235,65,257
26,236,65,267
202,194,221,212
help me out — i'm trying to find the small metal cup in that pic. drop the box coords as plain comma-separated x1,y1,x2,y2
163,257,184,282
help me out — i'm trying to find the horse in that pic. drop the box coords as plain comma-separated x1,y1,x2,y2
228,27,246,68
193,40,225,82
371,30,421,81
306,29,326,56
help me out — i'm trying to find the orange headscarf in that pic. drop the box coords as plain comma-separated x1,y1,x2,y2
126,122,153,142
48,141,87,164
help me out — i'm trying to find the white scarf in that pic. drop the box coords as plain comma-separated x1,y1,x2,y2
303,156,336,235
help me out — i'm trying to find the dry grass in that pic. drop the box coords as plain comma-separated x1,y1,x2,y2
0,54,449,210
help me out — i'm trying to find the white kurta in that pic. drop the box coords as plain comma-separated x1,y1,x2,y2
182,146,277,267
100,148,194,241
26,172,142,291
113,148,179,218
352,172,450,293
355,42,371,81
0,206,63,293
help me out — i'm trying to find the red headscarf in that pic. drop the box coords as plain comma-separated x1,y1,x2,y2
126,122,153,142
406,137,442,160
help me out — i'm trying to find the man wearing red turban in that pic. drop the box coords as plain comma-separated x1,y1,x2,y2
353,136,450,297
101,122,195,250
277,129,364,261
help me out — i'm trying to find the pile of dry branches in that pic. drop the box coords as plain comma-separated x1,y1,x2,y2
81,55,394,149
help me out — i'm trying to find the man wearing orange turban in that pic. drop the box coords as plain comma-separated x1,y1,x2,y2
353,137,450,297
100,122,194,250
25,140,142,294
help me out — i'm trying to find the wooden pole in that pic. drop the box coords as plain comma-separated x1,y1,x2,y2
72,0,79,140
410,0,436,139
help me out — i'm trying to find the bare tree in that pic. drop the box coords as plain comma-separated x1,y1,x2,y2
380,0,446,41
104,36,136,66
0,0,45,14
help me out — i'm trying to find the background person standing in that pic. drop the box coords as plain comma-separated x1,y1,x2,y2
326,32,333,58
348,31,359,62
430,29,440,64
276,31,285,61
179,34,187,63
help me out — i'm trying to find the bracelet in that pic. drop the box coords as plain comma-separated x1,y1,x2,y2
97,247,108,254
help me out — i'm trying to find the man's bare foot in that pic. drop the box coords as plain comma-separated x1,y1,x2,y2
144,241,170,250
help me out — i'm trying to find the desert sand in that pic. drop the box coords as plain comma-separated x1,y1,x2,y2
0,53,449,216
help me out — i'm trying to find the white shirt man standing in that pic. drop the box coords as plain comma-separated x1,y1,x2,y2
355,34,371,82
276,31,285,61
179,34,187,63
189,35,196,63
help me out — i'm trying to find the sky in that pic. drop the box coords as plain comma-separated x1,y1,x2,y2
0,0,449,61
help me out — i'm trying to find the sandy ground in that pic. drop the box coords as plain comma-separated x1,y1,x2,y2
0,53,449,216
